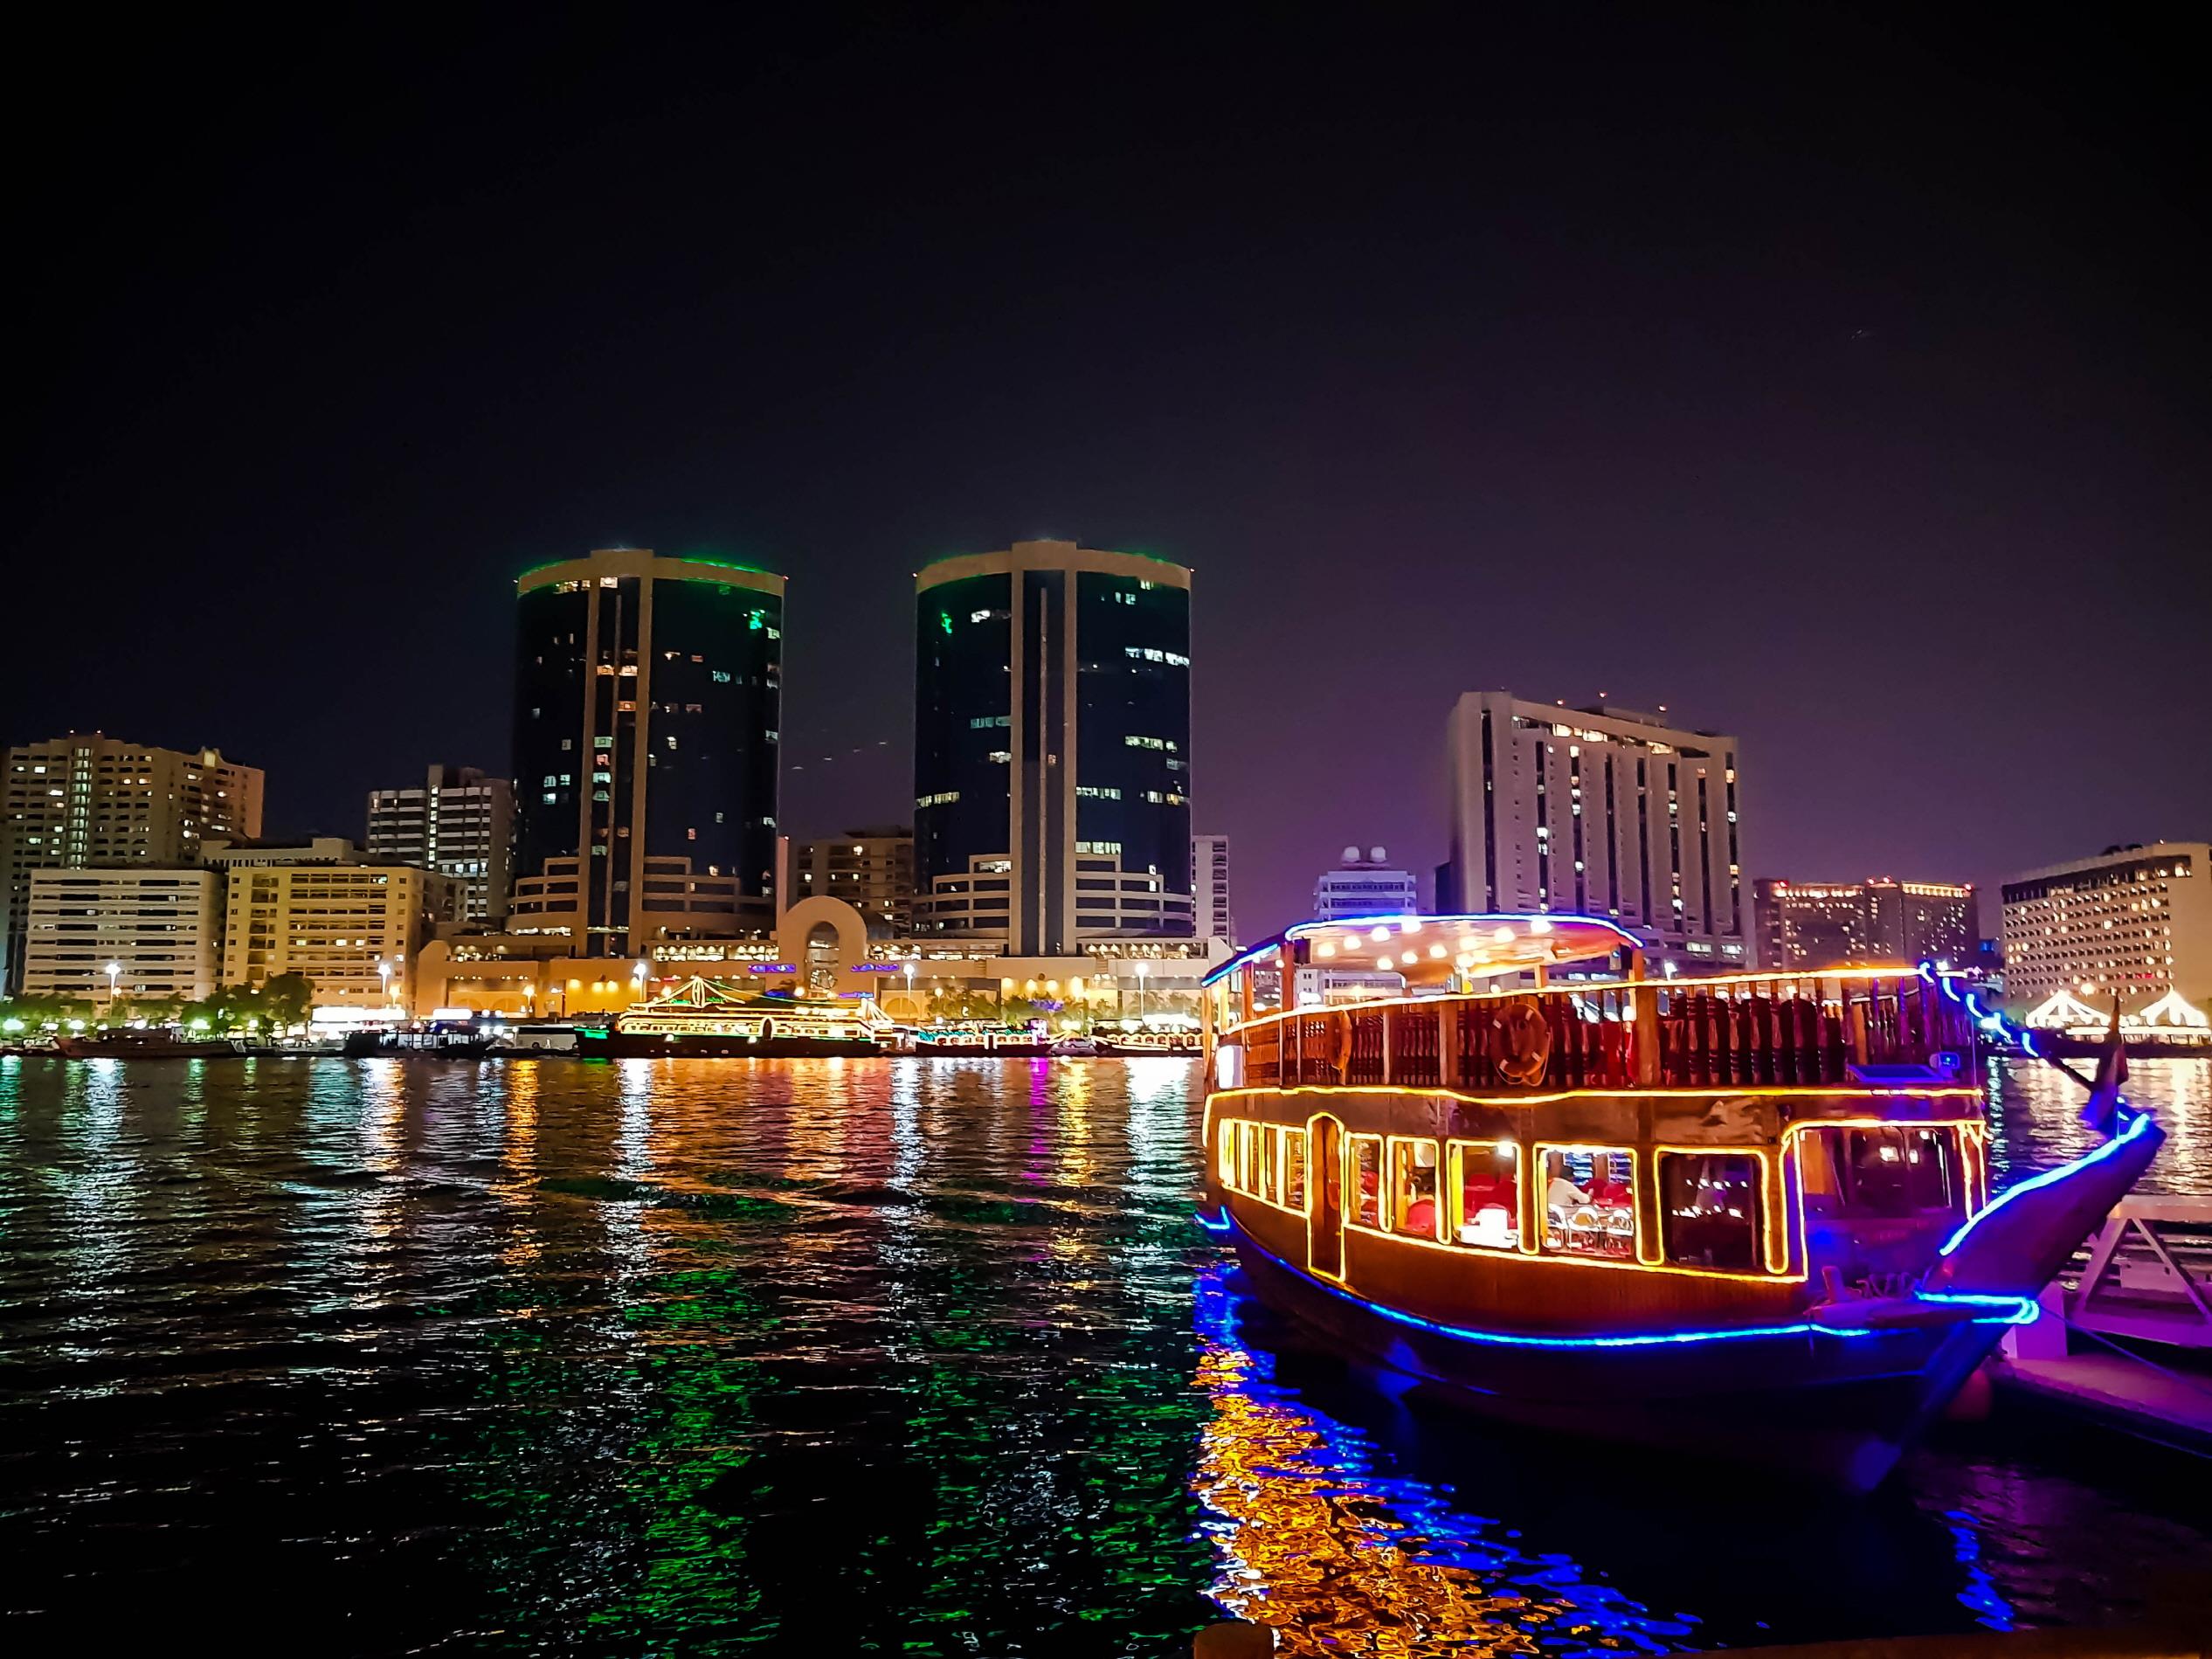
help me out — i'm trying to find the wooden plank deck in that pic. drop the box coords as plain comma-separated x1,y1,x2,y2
1994,1353,2212,1456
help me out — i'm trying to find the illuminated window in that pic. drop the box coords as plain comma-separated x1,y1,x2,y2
1349,1135,1382,1228
1259,1124,1280,1205
1447,1141,1520,1250
1659,1153,1763,1270
1801,1127,1960,1220
1284,1130,1308,1212
1390,1138,1441,1240
1217,1123,1235,1185
1540,1146,1636,1259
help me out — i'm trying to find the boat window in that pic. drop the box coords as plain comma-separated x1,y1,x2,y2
1659,1152,1764,1271
1448,1140,1519,1250
1541,1147,1636,1259
1260,1125,1281,1205
1390,1138,1441,1240
1806,1127,1961,1219
1284,1129,1308,1211
1217,1122,1236,1185
1237,1120,1259,1194
1349,1135,1382,1229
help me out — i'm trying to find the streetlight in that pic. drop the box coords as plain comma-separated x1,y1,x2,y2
1136,958,1148,1023
106,960,121,1013
632,959,649,999
378,958,395,1007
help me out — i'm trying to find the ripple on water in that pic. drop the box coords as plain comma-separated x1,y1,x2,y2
0,1052,2204,1655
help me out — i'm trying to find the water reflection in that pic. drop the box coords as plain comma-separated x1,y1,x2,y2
0,1054,2202,1654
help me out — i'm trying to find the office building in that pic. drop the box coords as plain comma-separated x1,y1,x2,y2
1193,833,1235,944
18,867,225,1006
213,840,459,1009
2001,842,2211,1014
1442,695,1746,971
914,539,1194,950
791,826,913,933
1313,847,1418,920
1753,877,1975,971
509,547,785,955
367,765,515,924
1,733,262,991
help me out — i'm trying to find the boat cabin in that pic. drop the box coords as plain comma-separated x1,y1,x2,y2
1201,915,1988,1310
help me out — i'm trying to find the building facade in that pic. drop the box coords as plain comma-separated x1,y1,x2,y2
1,733,262,990
1313,847,1419,920
510,548,785,955
366,764,515,924
18,867,225,1006
214,843,459,1010
2000,842,2212,1014
913,539,1194,950
1192,833,1235,944
1443,696,1745,972
790,826,913,934
1753,876,1975,971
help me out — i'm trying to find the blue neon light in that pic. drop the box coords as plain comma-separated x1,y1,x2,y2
1194,1206,1233,1233
1937,1107,2158,1258
1210,1213,2032,1349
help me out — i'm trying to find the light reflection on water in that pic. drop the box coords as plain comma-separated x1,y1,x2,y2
0,1053,2202,1655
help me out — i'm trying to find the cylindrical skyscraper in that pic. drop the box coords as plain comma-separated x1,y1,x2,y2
915,539,1192,954
510,548,784,955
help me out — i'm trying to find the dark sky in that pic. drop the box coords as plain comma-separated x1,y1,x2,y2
12,5,2208,938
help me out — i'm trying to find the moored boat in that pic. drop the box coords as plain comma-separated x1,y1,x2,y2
1199,912,2162,1490
54,1027,238,1059
575,974,888,1057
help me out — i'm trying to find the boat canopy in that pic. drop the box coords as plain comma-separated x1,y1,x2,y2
1203,912,1642,990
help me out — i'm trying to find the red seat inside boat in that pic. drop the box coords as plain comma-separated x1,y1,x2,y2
1403,1197,1437,1234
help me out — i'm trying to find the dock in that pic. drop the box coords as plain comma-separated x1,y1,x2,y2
1993,1196,2212,1456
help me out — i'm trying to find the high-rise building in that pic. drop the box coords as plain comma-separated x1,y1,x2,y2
1192,833,1235,944
1313,846,1419,919
791,826,914,933
211,839,460,1008
19,867,225,1006
1443,696,1746,972
1,733,263,991
2001,841,2211,1014
509,548,785,955
913,539,1194,950
367,764,516,924
1753,877,1975,971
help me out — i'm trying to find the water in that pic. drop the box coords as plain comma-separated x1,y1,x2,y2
0,1054,2205,1655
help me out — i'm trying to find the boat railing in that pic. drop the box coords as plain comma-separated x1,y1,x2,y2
1232,971,1977,1091
2057,1196,2212,1349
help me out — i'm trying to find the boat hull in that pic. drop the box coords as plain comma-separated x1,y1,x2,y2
53,1036,237,1059
576,1030,880,1059
1226,1226,2005,1491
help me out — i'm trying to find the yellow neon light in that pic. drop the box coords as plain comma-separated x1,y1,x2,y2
1442,1137,1521,1254
1331,1207,1800,1283
1304,1107,1347,1282
1382,1133,1445,1244
1653,1144,1786,1275
1533,1141,1643,1266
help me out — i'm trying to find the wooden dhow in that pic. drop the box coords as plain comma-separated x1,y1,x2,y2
1199,913,2162,1489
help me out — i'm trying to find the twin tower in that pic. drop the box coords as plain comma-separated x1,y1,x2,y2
510,540,1194,958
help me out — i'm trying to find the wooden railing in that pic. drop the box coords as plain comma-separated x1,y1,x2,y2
1235,972,1976,1092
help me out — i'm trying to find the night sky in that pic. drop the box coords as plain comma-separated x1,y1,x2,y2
12,6,2207,939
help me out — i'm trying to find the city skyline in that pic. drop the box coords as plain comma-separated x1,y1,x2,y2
10,11,2206,939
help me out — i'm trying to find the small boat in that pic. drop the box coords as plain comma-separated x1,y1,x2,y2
54,1027,238,1059
1199,912,2162,1490
1093,1027,1201,1056
911,1025,1054,1057
575,974,888,1057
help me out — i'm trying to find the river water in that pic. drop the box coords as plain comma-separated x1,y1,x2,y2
0,1054,2205,1655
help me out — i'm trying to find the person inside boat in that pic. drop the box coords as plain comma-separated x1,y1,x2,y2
1545,1150,1635,1256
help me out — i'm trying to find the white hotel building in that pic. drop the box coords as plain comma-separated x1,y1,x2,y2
2001,841,2211,1014
19,867,225,1006
1443,695,1746,973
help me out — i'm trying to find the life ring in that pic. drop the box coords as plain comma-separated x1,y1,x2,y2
1494,997,1552,1086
